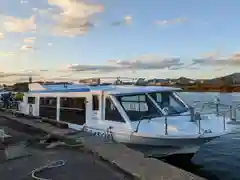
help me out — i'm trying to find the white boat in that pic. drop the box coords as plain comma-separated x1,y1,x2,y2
17,82,234,157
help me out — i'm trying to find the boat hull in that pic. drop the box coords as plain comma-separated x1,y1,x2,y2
114,133,219,157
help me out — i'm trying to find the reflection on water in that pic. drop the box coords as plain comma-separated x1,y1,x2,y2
175,92,240,180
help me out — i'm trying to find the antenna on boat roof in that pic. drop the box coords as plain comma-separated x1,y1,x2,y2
29,76,32,84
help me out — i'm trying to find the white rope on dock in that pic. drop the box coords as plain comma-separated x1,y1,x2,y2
31,160,66,180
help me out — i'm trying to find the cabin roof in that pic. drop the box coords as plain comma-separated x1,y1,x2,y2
102,86,182,95
29,83,181,94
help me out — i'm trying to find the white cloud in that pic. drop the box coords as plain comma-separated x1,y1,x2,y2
192,52,240,66
2,15,36,33
20,0,28,4
0,32,4,39
20,45,34,51
47,42,53,46
155,17,187,26
46,0,104,37
67,54,183,73
0,52,14,57
111,15,133,26
24,37,36,44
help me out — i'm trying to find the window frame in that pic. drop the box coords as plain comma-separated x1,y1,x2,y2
115,93,163,122
104,97,125,123
27,97,36,104
92,95,99,111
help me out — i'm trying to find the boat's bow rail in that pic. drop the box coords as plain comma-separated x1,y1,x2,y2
134,100,240,136
193,99,240,121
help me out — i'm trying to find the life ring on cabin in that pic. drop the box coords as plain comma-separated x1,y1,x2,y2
29,104,33,115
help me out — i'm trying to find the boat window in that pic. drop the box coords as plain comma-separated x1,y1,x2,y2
105,97,125,122
39,97,57,120
59,97,86,125
92,95,99,110
39,97,57,106
27,97,35,104
149,91,188,115
116,93,162,121
60,97,85,109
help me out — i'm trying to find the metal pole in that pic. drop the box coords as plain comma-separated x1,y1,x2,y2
223,114,226,130
198,118,201,134
165,116,168,135
232,105,237,121
216,103,219,116
230,105,233,120
190,106,195,121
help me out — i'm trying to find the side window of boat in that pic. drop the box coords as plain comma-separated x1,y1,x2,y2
40,97,57,107
105,97,125,123
60,98,85,109
121,95,148,111
27,97,35,104
92,95,99,110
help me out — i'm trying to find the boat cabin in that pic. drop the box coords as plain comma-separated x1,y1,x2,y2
19,83,190,132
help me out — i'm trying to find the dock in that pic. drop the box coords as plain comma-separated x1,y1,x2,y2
0,110,206,180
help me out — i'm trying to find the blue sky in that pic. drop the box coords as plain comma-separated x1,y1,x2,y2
0,0,240,84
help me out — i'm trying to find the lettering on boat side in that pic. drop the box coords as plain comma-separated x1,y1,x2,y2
86,129,112,140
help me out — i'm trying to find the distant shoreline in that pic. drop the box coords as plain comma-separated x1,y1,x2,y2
167,85,240,93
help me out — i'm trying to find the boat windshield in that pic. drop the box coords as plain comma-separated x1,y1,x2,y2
115,93,163,122
148,91,189,115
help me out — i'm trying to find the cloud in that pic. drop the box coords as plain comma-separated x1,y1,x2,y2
68,55,183,73
24,37,36,44
0,32,4,39
47,42,53,46
0,52,14,57
192,52,240,66
46,0,104,37
2,15,36,33
0,71,39,78
20,0,28,4
155,17,187,26
20,45,34,51
111,15,133,26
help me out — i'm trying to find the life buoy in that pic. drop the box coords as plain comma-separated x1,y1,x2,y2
29,105,33,115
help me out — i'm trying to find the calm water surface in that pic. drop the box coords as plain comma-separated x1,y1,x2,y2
178,92,240,180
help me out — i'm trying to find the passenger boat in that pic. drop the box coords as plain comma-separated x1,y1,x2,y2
17,82,234,157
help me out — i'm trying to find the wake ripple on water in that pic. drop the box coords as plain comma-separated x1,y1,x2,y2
192,133,240,180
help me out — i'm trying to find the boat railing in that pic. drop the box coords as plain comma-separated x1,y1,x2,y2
193,100,240,121
135,100,240,135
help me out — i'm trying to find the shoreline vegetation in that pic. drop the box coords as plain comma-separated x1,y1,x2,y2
2,72,240,93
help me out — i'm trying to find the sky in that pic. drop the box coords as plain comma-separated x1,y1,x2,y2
0,0,240,84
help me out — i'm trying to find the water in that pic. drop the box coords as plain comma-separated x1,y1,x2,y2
176,92,240,180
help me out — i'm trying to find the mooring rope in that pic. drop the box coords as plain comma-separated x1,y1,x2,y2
31,160,66,180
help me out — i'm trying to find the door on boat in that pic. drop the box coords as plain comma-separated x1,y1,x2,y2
102,95,130,131
59,97,87,130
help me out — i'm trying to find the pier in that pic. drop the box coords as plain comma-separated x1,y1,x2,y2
0,110,205,180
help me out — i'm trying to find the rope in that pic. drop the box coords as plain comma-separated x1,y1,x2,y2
31,160,66,180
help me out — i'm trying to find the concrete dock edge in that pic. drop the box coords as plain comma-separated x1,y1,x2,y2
0,111,206,180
